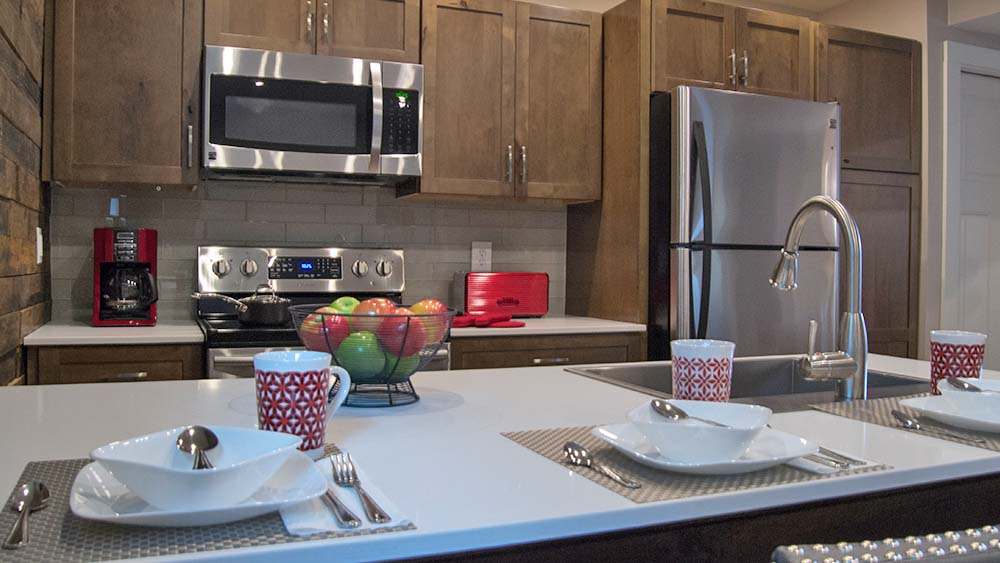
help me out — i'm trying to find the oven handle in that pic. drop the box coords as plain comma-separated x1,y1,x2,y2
213,356,259,365
369,61,383,174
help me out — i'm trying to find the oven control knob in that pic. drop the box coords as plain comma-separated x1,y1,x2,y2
240,259,259,276
375,260,392,277
211,260,231,278
351,260,369,277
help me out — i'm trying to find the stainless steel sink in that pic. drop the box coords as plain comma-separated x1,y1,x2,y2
566,356,926,413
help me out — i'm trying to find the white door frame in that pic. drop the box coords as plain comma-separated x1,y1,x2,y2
941,41,1000,329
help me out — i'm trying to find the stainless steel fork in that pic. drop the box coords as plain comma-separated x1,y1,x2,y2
331,453,391,524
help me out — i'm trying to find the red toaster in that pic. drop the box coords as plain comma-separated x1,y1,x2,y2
454,272,549,317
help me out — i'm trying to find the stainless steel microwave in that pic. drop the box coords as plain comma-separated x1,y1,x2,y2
202,45,422,183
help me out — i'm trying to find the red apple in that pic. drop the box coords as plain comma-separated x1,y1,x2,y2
376,308,427,357
299,307,350,352
410,298,449,341
350,298,397,333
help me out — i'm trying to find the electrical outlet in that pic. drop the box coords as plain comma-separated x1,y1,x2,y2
471,241,492,272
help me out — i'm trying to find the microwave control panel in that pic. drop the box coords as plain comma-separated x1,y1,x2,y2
382,89,420,155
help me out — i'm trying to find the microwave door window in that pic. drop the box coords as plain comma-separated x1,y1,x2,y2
209,75,372,154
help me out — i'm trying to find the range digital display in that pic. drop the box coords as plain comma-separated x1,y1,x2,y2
269,256,341,280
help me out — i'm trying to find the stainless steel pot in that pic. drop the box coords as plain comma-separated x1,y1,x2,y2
192,284,291,326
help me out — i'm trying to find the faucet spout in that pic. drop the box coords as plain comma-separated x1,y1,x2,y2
771,195,868,400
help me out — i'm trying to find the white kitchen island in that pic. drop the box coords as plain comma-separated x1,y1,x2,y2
2,356,1000,562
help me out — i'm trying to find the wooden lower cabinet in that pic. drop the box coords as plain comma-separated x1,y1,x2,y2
839,170,920,358
28,344,205,385
449,332,646,370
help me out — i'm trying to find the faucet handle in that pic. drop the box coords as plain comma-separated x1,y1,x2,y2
807,319,818,356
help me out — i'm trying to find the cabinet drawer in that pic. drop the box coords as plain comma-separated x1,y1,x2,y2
32,345,204,385
449,332,646,370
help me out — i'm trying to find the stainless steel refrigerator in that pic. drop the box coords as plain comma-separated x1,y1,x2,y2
648,86,842,360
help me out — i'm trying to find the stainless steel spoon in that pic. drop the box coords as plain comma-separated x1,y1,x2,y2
176,426,219,469
2,481,50,549
891,409,987,444
946,377,996,394
563,441,641,489
650,399,726,427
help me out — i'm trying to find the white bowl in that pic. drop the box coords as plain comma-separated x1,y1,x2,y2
938,377,1000,411
91,426,302,511
626,400,771,463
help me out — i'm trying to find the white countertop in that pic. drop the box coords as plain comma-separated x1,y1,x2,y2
2,355,1000,562
23,321,205,346
449,315,646,337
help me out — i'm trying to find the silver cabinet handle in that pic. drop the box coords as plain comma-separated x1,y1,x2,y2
369,62,383,173
104,372,149,382
728,48,737,85
520,145,527,183
322,1,330,42
532,357,570,365
186,125,193,168
306,0,313,39
505,145,513,181
740,49,749,87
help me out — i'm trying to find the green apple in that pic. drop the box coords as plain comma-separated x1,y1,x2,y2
334,331,385,382
383,353,420,382
330,296,361,315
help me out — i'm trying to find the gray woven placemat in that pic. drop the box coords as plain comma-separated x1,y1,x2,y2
0,445,415,563
812,393,1000,450
502,426,890,504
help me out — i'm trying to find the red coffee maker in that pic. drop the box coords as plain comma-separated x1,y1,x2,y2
93,228,158,326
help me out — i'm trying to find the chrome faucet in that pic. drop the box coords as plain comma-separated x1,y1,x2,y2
770,195,868,400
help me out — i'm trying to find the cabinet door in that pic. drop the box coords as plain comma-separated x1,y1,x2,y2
449,333,646,370
421,0,515,197
52,0,202,185
316,0,419,63
735,9,810,99
816,25,921,173
651,0,736,93
205,0,316,54
839,170,920,358
515,4,601,201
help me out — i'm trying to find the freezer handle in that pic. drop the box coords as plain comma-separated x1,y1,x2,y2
691,121,712,339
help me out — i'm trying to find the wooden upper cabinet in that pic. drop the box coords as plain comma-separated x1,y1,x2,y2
204,0,314,54
651,0,736,92
815,25,921,173
515,4,602,201
735,9,810,99
52,0,202,185
421,0,516,197
839,170,921,358
317,0,420,63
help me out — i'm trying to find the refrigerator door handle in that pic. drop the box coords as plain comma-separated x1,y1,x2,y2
691,121,712,339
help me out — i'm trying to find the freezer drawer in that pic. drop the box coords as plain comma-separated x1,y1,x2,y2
670,247,839,357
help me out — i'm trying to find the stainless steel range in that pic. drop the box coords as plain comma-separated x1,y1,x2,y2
195,245,448,378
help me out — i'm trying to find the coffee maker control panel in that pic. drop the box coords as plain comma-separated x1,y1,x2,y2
113,230,139,262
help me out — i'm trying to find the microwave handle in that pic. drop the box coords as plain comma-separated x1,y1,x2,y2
369,61,383,174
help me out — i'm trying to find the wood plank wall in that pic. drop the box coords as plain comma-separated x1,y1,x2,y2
0,0,49,385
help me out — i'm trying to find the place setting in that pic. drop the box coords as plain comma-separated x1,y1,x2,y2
504,340,889,503
0,350,413,562
813,330,1000,450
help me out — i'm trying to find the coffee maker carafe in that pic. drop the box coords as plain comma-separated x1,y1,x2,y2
94,228,158,326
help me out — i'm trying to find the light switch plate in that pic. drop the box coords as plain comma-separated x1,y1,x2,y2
471,241,492,272
35,227,43,264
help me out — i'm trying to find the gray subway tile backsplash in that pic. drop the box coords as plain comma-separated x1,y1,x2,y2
49,182,567,321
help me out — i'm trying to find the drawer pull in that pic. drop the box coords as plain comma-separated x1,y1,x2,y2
104,371,149,382
532,357,571,366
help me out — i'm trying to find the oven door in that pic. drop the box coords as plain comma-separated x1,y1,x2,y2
208,344,450,379
203,45,422,177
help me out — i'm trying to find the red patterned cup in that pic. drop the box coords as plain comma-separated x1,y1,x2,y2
253,351,351,459
930,330,987,395
670,339,736,402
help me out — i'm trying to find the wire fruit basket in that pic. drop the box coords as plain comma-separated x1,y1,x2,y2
289,300,455,407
